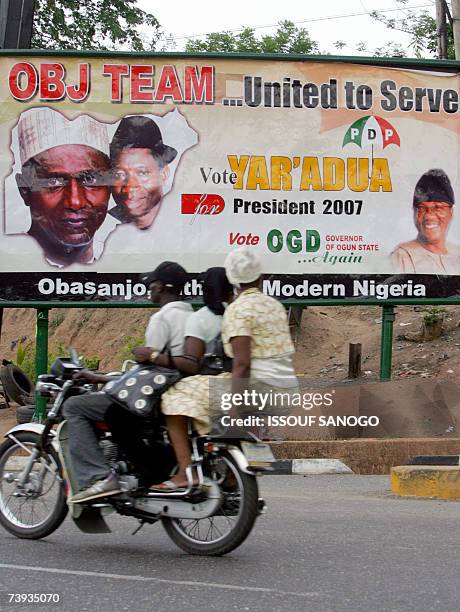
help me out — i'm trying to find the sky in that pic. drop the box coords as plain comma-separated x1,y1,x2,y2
139,0,437,56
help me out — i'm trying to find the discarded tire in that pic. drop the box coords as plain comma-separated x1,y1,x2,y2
16,404,50,424
16,405,37,424
0,383,9,409
0,364,34,405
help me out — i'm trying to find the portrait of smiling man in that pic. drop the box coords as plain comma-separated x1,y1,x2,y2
390,169,460,274
13,107,112,267
109,115,177,230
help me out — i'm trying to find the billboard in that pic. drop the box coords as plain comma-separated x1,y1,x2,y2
0,52,459,303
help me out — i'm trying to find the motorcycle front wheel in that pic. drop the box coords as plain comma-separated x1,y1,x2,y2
0,432,68,539
162,450,259,556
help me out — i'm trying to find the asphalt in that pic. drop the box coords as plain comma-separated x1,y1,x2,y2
0,475,459,612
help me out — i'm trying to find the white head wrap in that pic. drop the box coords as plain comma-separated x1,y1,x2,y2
17,107,109,165
224,248,262,286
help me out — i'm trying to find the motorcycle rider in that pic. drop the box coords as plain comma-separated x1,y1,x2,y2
64,261,193,504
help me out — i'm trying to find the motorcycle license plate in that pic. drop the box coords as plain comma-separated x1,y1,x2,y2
241,442,275,466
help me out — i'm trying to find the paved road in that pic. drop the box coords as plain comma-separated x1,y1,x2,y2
0,475,459,612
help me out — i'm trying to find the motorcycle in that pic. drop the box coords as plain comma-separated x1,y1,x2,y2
0,352,275,556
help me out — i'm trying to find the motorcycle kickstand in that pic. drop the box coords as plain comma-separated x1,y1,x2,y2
132,519,146,535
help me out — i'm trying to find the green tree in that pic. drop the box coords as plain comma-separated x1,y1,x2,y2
370,1,454,59
185,20,319,54
32,0,162,51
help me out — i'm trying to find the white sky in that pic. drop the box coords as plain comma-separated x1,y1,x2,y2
139,0,436,56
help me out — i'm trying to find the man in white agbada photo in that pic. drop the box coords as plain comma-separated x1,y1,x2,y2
14,107,113,266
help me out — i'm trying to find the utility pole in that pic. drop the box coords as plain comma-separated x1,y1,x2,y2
452,0,460,58
0,0,35,49
436,0,448,58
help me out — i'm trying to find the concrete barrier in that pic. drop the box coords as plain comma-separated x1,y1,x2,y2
391,465,460,500
270,439,460,474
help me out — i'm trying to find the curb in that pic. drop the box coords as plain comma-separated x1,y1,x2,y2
408,455,460,466
268,439,460,475
271,458,354,475
391,465,460,500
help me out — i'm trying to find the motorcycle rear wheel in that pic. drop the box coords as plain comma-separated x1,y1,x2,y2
0,432,68,539
162,450,259,556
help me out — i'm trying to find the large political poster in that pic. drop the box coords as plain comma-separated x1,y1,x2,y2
0,53,459,302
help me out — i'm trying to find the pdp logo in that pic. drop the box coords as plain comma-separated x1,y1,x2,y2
181,194,225,217
343,115,400,149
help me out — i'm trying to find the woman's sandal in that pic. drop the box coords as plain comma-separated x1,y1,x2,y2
149,479,187,492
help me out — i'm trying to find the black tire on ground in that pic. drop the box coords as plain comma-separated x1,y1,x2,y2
0,431,68,539
16,405,37,424
0,383,10,409
0,364,34,405
162,451,259,556
16,405,51,424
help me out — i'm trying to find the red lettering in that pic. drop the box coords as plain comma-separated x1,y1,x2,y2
9,62,38,100
67,63,90,101
181,194,224,214
155,65,183,102
184,66,214,103
103,64,129,101
130,65,154,102
40,63,66,100
229,232,260,246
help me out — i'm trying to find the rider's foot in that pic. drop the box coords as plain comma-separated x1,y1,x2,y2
150,472,197,491
72,474,121,504
149,479,187,492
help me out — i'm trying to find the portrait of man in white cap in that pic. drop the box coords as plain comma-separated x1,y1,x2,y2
13,107,112,266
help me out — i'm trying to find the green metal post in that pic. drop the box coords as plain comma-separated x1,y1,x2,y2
380,305,396,380
34,308,49,422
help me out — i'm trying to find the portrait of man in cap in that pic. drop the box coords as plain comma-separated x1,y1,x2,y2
109,115,178,230
12,107,112,267
390,169,460,274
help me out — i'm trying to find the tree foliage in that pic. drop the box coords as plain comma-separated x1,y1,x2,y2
185,20,319,54
32,0,161,51
370,1,454,59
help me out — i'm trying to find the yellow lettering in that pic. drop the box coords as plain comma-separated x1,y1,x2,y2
271,156,292,190
246,156,270,190
347,158,369,192
370,158,392,192
227,155,249,189
228,154,392,192
300,157,322,191
323,157,345,191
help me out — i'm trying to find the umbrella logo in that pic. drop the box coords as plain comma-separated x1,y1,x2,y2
343,115,400,150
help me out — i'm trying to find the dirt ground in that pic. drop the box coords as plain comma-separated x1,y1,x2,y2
0,405,17,433
1,304,459,381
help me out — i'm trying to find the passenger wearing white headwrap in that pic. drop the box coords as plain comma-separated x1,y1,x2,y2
224,247,262,286
222,248,298,437
15,107,111,266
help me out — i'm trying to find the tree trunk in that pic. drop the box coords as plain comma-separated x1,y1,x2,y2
420,318,443,341
436,0,448,58
452,0,460,59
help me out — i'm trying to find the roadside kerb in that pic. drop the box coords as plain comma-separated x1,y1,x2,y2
391,465,460,499
269,438,460,474
271,458,354,475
